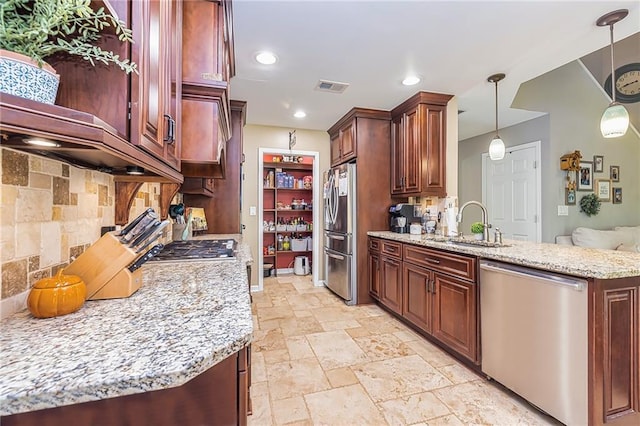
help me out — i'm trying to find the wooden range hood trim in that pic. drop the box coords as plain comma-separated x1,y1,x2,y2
112,179,180,225
0,94,184,183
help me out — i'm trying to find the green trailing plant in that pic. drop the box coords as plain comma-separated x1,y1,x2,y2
0,0,136,73
579,193,601,217
470,222,485,234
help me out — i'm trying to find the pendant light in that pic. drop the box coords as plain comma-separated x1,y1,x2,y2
596,9,629,138
487,73,506,160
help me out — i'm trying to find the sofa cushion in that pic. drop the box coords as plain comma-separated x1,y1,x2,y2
571,227,633,250
614,226,640,245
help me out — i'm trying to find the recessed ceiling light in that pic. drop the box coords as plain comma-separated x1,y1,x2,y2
294,111,306,118
25,138,60,147
255,51,277,65
402,75,421,86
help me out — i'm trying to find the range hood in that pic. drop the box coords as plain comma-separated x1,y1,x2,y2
0,94,183,183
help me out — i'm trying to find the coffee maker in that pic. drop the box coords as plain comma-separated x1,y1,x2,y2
389,204,419,233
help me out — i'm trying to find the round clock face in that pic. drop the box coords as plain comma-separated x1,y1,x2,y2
605,63,640,103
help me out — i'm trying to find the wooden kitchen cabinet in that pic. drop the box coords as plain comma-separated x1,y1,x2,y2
180,0,234,178
390,92,452,197
368,238,381,300
54,0,182,170
403,263,433,333
329,120,356,166
380,255,403,315
431,272,477,362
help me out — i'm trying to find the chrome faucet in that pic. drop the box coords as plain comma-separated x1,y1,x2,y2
456,201,491,242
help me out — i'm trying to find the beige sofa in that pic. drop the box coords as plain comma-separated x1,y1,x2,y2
556,226,640,252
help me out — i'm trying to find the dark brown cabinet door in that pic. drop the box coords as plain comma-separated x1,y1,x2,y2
340,121,356,162
423,105,445,195
403,107,421,193
368,251,381,300
403,263,432,333
330,134,342,166
380,255,402,315
165,0,182,170
130,0,178,167
390,115,404,194
432,272,477,362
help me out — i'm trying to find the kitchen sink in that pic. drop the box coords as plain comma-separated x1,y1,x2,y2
446,238,510,248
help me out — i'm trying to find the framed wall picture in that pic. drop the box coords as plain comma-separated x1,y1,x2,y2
610,165,620,182
613,187,622,204
596,179,611,202
593,155,604,172
565,188,576,205
577,161,593,191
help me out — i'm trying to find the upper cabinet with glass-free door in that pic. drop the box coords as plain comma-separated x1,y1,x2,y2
390,92,452,198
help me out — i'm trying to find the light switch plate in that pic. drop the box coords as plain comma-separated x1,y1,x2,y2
250,206,257,216
557,205,569,216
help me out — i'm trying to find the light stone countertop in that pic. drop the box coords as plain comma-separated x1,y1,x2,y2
368,231,640,279
0,236,253,416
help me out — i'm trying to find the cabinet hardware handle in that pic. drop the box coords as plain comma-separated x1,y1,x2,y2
425,258,440,264
386,246,397,252
430,280,436,293
164,114,176,144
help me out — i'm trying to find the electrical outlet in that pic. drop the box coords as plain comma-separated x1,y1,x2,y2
250,206,257,216
557,205,569,216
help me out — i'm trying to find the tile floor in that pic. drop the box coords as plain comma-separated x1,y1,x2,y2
249,275,558,426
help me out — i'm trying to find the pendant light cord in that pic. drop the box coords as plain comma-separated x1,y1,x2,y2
609,23,616,103
494,80,499,136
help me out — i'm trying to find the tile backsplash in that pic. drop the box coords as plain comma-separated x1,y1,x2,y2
1,148,160,316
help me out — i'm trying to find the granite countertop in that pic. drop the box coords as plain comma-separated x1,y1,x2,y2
0,237,253,416
368,231,640,279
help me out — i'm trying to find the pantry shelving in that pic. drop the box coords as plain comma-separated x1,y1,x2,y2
262,157,314,276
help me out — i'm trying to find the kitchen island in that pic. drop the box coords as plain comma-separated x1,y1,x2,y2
0,235,253,425
368,231,640,426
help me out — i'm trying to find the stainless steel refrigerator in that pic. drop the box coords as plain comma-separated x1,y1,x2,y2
323,162,357,305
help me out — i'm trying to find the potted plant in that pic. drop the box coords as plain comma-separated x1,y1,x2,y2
0,0,136,104
470,222,485,240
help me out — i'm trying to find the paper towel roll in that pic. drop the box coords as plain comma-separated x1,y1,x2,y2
446,207,458,236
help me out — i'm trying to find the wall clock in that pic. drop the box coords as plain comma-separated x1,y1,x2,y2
604,62,640,103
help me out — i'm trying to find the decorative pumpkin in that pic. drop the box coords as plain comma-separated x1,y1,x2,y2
27,269,87,318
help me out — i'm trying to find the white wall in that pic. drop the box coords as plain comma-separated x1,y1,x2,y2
241,125,330,286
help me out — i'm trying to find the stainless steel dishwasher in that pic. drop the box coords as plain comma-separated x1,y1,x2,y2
480,260,588,425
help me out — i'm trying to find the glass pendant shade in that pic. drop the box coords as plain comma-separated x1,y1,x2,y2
600,103,629,138
489,136,506,160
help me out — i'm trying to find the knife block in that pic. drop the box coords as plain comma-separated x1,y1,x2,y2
89,268,143,300
65,232,141,300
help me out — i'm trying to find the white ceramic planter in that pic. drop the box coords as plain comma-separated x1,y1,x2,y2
0,50,60,104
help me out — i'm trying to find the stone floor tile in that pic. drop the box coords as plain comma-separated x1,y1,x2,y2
293,309,314,318
272,396,310,425
393,329,422,342
286,335,315,360
433,381,556,425
344,326,371,338
378,391,451,425
422,414,465,425
405,339,457,368
280,316,325,337
266,357,331,401
253,327,287,352
251,351,267,383
286,293,324,309
352,355,452,402
353,333,415,361
356,315,404,334
247,393,272,426
437,363,482,385
305,329,369,370
304,384,388,426
262,349,291,364
324,367,359,388
258,305,295,322
319,319,362,331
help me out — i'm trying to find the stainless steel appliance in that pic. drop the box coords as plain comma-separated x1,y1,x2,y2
323,163,357,305
480,260,587,425
149,239,237,262
389,203,420,233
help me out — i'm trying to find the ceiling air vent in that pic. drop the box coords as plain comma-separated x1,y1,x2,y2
315,79,350,93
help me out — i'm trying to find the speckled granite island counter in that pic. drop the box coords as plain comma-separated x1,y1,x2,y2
368,231,640,279
368,231,640,425
0,236,253,425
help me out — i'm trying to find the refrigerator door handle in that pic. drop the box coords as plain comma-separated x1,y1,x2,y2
327,252,345,261
327,234,345,241
331,184,339,224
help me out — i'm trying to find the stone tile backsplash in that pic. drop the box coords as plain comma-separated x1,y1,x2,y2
1,148,161,314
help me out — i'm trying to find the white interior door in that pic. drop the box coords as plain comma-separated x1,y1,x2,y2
482,141,541,242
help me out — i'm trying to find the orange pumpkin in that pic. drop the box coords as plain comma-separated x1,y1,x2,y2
27,269,87,318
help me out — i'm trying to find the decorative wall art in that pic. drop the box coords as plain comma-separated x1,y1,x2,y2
593,155,604,173
565,188,576,205
610,165,620,182
577,161,593,191
613,187,622,204
596,179,611,202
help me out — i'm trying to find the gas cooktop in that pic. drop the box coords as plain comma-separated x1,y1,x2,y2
149,239,237,262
